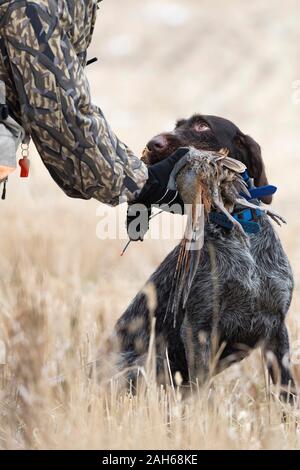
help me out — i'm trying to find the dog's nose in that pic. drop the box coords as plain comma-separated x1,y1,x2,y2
147,134,168,154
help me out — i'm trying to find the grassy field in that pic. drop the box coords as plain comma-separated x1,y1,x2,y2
0,0,300,449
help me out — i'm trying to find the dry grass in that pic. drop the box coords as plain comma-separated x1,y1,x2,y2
0,267,299,450
1,0,300,450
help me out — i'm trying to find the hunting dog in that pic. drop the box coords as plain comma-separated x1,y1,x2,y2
114,115,295,401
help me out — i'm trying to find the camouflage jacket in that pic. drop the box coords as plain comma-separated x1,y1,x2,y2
0,0,148,205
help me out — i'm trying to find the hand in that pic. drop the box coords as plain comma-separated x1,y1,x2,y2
127,147,189,241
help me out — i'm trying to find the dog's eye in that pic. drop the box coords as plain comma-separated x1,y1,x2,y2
193,122,210,132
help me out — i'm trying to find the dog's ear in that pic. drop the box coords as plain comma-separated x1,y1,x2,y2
236,133,272,204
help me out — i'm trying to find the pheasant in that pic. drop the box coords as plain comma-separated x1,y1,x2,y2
166,147,285,321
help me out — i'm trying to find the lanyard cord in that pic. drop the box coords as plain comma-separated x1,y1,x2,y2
1,177,7,200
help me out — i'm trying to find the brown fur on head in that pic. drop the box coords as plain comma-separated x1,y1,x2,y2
143,114,272,204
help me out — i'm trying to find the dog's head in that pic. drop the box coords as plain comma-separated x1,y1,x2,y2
143,114,271,204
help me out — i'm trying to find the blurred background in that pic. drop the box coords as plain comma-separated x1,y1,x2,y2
1,0,300,449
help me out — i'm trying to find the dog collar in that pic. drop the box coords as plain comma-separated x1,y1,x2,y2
209,208,263,235
241,170,277,200
209,171,276,234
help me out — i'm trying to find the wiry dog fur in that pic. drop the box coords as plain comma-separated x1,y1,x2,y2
113,115,295,400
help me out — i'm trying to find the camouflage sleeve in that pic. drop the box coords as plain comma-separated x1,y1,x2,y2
0,0,148,206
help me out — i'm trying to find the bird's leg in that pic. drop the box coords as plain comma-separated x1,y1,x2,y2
235,198,287,226
213,197,245,235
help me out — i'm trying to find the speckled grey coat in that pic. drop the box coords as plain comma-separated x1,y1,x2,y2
115,214,295,399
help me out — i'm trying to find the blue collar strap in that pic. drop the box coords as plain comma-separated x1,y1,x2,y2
209,171,277,235
242,170,250,183
246,185,277,201
233,207,262,234
209,208,262,235
241,171,277,200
